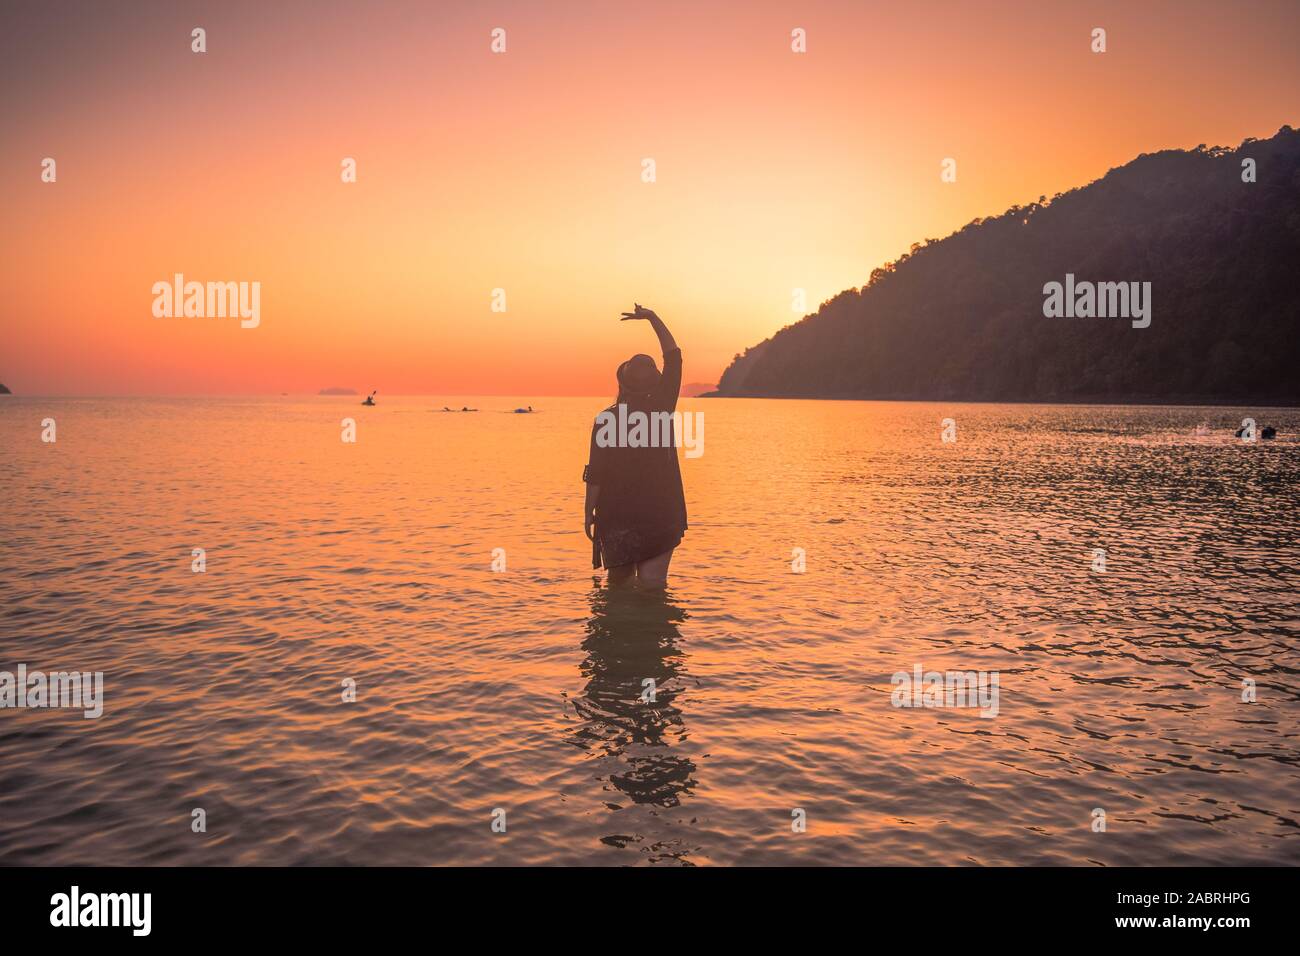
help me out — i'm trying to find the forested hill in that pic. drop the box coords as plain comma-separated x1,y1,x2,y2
713,127,1300,405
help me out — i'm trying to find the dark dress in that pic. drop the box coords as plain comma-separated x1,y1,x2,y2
584,348,688,569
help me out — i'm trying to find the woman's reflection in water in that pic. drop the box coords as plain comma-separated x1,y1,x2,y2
571,585,698,860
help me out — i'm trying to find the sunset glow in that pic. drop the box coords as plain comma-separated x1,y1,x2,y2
3,0,1298,395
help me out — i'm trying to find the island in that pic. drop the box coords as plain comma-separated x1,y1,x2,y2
711,126,1299,406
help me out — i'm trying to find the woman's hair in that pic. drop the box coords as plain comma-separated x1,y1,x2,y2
615,353,661,405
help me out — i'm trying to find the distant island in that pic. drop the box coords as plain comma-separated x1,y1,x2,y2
0,383,10,394
681,382,717,398
712,126,1300,406
318,387,357,395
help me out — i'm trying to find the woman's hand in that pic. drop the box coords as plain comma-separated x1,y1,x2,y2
584,509,597,541
621,302,676,354
620,303,659,322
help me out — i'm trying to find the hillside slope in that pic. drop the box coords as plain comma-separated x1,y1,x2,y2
715,127,1300,404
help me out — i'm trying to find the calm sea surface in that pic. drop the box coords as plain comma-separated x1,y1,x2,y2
1,397,1297,866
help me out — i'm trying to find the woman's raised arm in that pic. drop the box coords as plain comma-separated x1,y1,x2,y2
620,303,677,357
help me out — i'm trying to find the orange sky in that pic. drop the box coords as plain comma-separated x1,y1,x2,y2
2,0,1298,395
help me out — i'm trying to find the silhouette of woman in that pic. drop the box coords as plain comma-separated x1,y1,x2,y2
583,304,687,589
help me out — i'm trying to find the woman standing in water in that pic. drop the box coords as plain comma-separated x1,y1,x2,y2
583,304,687,589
